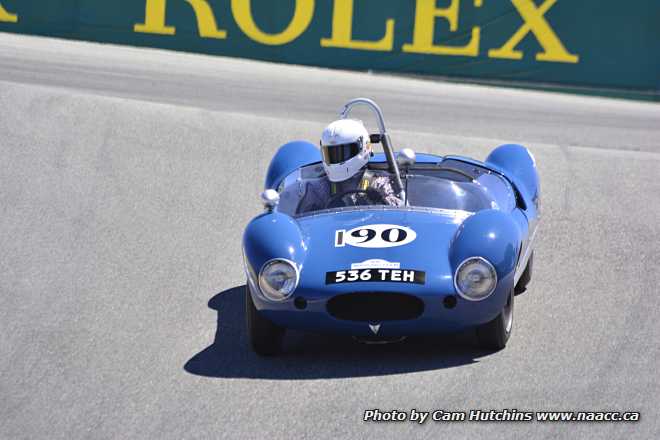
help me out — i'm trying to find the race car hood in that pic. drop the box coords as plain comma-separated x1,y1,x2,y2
295,208,473,294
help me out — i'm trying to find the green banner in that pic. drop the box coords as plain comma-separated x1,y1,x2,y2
1,0,658,94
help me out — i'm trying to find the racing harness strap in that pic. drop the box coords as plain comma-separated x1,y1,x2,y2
329,170,374,195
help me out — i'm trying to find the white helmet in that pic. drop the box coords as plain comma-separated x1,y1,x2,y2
320,119,371,182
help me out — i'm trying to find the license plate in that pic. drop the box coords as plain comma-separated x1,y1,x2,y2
325,268,425,285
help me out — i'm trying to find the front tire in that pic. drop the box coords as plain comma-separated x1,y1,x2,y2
476,288,514,351
245,285,285,356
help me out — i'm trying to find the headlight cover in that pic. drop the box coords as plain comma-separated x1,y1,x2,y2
258,259,299,302
454,257,497,301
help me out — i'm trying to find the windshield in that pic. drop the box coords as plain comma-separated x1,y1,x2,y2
276,162,513,217
405,175,494,212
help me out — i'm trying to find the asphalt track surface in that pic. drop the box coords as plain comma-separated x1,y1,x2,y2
1,33,659,439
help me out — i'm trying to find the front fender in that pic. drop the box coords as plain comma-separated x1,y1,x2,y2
242,212,307,284
449,209,522,283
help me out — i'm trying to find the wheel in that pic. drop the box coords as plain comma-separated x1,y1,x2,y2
476,288,514,351
515,251,534,295
245,285,285,356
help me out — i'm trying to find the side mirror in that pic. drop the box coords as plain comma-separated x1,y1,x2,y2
260,189,280,211
397,148,416,169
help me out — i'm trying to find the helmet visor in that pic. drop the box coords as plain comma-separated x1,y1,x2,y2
321,142,361,165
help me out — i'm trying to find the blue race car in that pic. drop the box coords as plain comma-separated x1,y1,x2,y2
242,98,539,355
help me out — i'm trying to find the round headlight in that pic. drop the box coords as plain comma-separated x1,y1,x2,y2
454,257,497,301
258,259,299,302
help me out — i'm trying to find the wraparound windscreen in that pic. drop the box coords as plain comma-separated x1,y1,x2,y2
0,0,658,94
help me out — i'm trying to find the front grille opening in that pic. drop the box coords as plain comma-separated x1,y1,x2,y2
327,292,424,322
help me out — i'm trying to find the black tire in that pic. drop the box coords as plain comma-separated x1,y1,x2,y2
245,285,285,356
515,251,534,295
476,288,514,351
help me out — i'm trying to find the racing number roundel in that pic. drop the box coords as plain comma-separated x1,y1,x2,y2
334,224,417,248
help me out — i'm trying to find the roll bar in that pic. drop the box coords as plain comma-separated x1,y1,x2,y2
338,98,405,197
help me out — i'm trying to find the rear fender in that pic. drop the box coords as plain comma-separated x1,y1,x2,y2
265,141,321,190
486,144,540,212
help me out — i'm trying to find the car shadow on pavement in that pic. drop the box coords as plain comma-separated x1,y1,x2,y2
184,285,494,379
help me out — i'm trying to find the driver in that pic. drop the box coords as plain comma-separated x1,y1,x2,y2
296,119,403,214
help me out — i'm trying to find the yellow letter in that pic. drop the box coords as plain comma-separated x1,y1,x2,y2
0,3,18,23
321,0,395,52
185,0,227,38
488,0,579,63
231,0,314,46
134,0,174,35
402,0,480,57
134,0,227,39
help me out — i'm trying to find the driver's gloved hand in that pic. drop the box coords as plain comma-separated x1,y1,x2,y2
365,188,386,205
